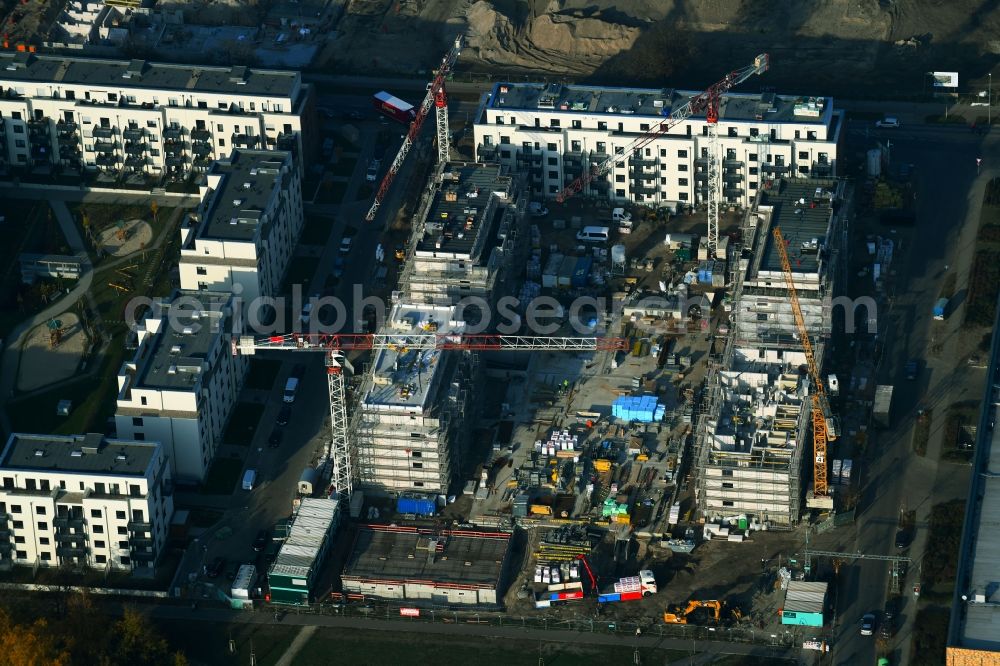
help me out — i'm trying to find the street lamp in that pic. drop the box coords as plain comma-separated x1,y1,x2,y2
989,73,992,126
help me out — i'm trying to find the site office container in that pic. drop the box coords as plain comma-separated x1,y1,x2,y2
373,91,416,124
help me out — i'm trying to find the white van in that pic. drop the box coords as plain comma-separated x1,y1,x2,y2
283,377,299,403
576,226,610,243
242,469,257,491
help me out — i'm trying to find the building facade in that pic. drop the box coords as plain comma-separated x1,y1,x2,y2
0,52,311,177
114,290,246,483
178,149,303,303
353,304,474,494
473,82,842,209
399,162,527,307
0,432,173,571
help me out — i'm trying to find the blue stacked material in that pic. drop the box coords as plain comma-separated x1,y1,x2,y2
396,496,436,516
612,396,665,423
571,256,593,287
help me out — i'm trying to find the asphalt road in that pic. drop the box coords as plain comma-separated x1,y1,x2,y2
826,121,995,664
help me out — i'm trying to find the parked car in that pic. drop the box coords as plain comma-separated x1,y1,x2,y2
267,428,283,449
860,613,876,636
276,404,292,426
880,611,893,640
253,529,269,552
207,556,226,578
904,359,918,381
528,201,549,217
366,159,381,182
339,237,353,254
894,528,912,550
875,117,900,128
333,255,345,278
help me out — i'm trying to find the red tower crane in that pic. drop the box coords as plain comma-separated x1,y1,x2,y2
234,333,626,499
365,36,463,223
554,55,770,252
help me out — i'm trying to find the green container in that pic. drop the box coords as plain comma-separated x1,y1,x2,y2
738,517,748,530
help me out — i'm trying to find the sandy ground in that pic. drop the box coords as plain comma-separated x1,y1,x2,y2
17,313,88,392
99,219,152,257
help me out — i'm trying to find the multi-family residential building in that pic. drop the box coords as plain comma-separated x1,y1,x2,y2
0,52,312,177
178,149,303,304
353,303,475,494
0,432,173,571
399,161,528,308
695,179,842,524
473,82,843,208
114,290,246,484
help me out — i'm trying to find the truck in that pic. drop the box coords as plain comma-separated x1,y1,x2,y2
933,297,949,320
597,570,657,603
534,581,584,608
873,385,894,429
372,91,416,124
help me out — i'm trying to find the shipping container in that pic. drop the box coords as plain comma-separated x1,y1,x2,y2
396,496,436,516
873,385,894,429
372,91,416,124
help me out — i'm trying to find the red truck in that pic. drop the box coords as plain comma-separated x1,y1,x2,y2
372,91,416,124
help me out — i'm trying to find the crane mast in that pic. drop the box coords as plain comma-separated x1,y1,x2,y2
365,36,463,223
554,54,769,204
772,226,835,498
234,333,625,499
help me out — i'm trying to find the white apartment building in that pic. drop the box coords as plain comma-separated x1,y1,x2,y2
0,52,312,177
114,290,246,483
473,82,843,208
353,304,474,494
400,162,527,307
0,432,173,571
178,149,303,303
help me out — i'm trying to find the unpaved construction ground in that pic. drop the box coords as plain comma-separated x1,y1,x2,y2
317,0,1000,99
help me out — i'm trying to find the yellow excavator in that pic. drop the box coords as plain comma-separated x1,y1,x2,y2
663,600,723,625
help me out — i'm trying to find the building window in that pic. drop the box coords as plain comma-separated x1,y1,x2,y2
799,165,809,174
678,192,689,201
93,525,104,534
749,153,758,162
119,540,129,548
95,555,107,564
728,127,737,137
131,417,143,427
91,509,101,518
499,135,510,145
412,462,423,469
120,557,130,566
749,167,758,175
597,121,607,131
36,521,46,531
40,552,51,561
678,164,688,172
116,511,126,520
134,433,145,441
140,396,147,406
550,119,560,128
117,527,128,535
11,505,21,514
615,189,626,197
495,116,503,125
12,521,22,529
546,142,557,151
413,482,424,488
14,536,24,544
721,469,734,477
640,123,649,131
750,128,759,137
749,181,758,189
572,120,581,129
615,174,625,183
677,149,688,158
411,451,422,458
660,177,666,185
15,551,26,560
722,501,734,507
218,138,225,147
35,506,45,515
807,131,817,140
547,157,557,166
39,537,49,545
798,151,809,160
548,170,558,179
678,178,688,186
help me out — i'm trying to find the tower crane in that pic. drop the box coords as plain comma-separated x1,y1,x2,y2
365,36,463,223
554,54,770,256
772,226,837,499
233,333,626,500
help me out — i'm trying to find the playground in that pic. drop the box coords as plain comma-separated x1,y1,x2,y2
97,218,153,258
16,314,89,392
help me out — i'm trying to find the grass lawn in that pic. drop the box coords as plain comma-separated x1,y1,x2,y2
300,214,338,246
295,627,690,666
157,620,295,666
200,456,245,495
939,402,978,464
245,359,282,391
328,156,358,178
909,606,950,666
282,256,320,294
912,408,932,456
920,499,965,602
222,402,263,446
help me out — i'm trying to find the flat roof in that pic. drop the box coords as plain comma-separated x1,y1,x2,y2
0,432,157,477
757,179,836,276
199,150,291,242
342,525,510,588
0,53,299,98
136,290,230,391
270,498,339,579
783,580,827,614
416,162,511,259
486,82,834,126
363,304,463,412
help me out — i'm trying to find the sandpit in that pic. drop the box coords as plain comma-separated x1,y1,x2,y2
99,219,153,258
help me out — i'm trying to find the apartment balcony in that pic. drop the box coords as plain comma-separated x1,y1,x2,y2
94,141,116,154
589,179,610,190
162,127,183,141
0,541,12,552
92,126,116,139
190,128,211,141
124,142,148,155
164,142,187,157
812,161,834,176
56,546,88,558
127,520,152,532
723,186,745,198
30,145,51,161
629,155,656,167
59,145,82,160
632,183,658,195
476,145,498,162
122,127,144,141
723,171,744,183
96,155,118,168
694,170,708,182
124,156,147,169
630,169,657,181
53,515,86,529
27,117,50,134
29,131,51,146
761,163,789,174
516,150,542,164
130,549,155,562
165,156,188,170
232,133,260,147
694,156,709,167
192,156,213,169
564,162,584,178
723,159,745,169
192,143,212,157
276,132,297,152
54,531,88,544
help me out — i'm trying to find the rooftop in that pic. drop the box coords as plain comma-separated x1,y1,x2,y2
0,53,299,98
756,179,837,276
342,525,510,588
0,433,158,477
486,82,834,126
136,291,231,391
416,162,512,259
270,498,339,580
197,150,291,242
363,304,464,412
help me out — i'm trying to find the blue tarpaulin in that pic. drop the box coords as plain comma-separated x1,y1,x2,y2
612,396,665,423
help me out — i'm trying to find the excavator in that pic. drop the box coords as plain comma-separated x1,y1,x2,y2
663,600,724,625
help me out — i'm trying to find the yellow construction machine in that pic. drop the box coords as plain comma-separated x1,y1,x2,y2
663,600,723,625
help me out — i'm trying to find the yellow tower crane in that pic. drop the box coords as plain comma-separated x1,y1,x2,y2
772,227,837,499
